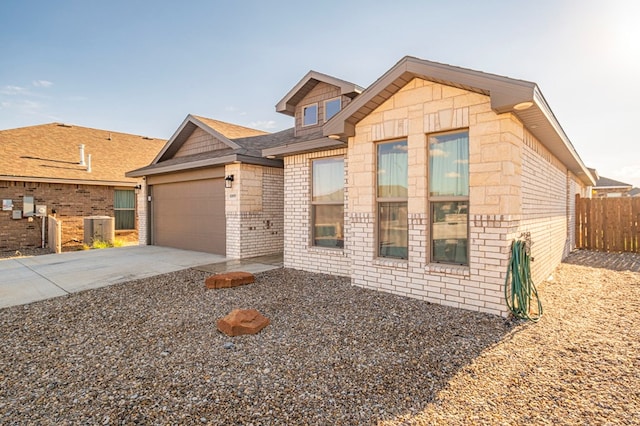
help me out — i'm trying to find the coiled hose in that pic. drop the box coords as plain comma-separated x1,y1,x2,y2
505,239,543,322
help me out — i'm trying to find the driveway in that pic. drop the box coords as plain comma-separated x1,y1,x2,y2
0,246,282,309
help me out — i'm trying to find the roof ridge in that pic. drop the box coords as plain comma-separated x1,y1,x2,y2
191,115,269,135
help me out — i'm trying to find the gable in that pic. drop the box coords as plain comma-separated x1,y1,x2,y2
295,81,350,137
325,56,594,186
358,77,489,140
174,126,230,158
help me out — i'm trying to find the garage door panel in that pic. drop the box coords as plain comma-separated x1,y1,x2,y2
152,179,225,254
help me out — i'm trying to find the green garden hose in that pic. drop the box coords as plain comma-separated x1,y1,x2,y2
505,239,543,322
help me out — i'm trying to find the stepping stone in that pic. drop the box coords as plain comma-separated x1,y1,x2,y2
205,271,255,289
217,309,270,336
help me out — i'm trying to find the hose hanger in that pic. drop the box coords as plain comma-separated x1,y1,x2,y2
505,233,543,322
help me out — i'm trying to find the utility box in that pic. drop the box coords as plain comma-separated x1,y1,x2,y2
83,216,115,245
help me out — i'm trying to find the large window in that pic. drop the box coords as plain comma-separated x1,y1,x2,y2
324,98,341,121
312,157,344,248
302,104,318,126
377,140,408,259
429,131,469,264
114,189,135,230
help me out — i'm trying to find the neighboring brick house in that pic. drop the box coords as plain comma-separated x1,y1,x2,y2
0,123,165,252
263,56,595,316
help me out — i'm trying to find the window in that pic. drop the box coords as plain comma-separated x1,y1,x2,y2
324,98,341,121
302,104,318,126
312,157,344,248
429,131,469,264
377,140,408,259
114,189,135,230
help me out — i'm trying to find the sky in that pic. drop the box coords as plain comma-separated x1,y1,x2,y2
1,0,639,187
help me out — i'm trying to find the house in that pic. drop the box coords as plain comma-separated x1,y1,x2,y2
630,188,640,197
263,56,595,316
128,56,595,317
592,174,634,198
0,123,165,252
126,114,289,258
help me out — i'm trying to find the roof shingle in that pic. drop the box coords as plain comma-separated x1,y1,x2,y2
0,123,166,184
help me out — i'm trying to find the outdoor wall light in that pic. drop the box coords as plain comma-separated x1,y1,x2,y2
513,101,534,111
225,175,234,189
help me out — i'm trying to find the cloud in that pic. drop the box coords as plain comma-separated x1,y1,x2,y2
0,99,44,115
32,80,53,88
392,143,408,152
225,106,238,112
0,85,29,95
249,120,278,130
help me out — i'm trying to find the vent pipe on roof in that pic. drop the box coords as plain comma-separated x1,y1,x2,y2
79,144,86,166
108,133,112,141
87,154,92,173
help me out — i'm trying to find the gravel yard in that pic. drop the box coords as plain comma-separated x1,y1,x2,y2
1,250,639,425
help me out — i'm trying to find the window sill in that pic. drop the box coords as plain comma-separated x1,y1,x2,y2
373,258,409,269
308,246,346,256
425,263,470,277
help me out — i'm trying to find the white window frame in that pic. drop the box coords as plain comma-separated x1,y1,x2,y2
302,103,318,127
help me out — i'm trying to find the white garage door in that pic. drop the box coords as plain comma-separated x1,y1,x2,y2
151,178,225,254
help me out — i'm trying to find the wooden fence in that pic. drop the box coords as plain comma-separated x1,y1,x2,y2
575,195,640,253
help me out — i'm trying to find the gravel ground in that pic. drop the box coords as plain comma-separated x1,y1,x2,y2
1,251,639,425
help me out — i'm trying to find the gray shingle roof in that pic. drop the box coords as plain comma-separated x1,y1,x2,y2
594,176,632,188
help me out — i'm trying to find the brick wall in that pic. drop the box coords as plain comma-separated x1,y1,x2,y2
225,164,284,259
283,148,351,276
519,130,583,284
282,77,586,317
0,180,116,251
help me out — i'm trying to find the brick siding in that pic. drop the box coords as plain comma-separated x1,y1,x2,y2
0,181,119,251
225,165,284,259
282,77,586,317
283,148,351,276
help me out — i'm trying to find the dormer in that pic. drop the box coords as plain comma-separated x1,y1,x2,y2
276,71,363,137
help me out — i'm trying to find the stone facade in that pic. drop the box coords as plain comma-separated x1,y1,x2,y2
225,164,284,259
282,77,586,317
0,180,124,251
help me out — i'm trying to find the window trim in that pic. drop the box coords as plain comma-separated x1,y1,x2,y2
427,129,470,265
310,156,345,250
324,97,341,122
376,139,408,260
302,103,318,127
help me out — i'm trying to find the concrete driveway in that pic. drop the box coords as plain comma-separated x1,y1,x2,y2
0,246,282,309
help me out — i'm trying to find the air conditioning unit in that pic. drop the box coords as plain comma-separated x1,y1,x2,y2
83,216,115,245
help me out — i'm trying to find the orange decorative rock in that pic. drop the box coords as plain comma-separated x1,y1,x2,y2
205,271,255,289
217,309,270,336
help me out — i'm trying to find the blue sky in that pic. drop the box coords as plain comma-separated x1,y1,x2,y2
1,0,639,187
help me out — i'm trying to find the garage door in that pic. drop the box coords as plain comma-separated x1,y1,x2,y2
151,178,225,254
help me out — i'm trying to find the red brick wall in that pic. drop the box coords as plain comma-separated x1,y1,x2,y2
0,181,115,251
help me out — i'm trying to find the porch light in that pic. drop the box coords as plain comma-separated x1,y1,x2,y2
225,175,234,189
328,134,341,140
